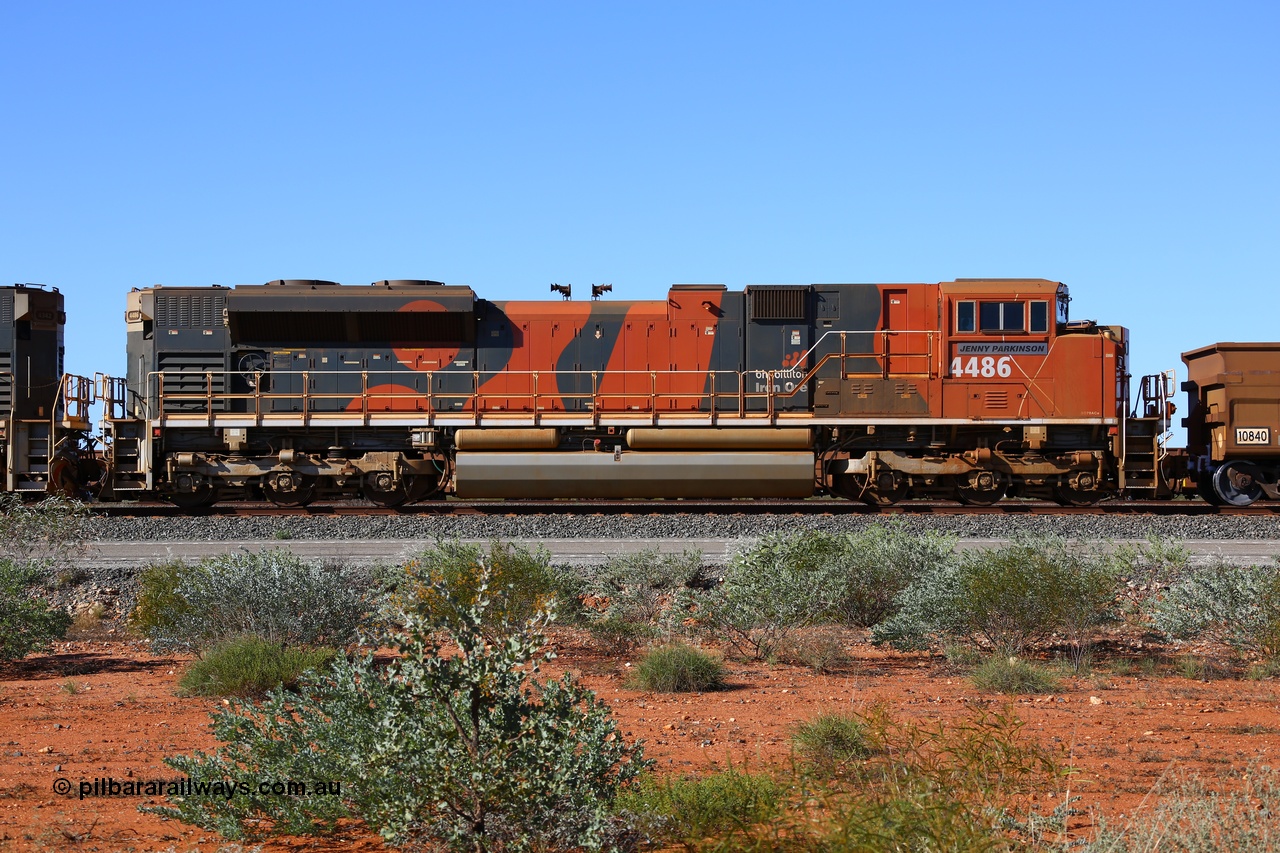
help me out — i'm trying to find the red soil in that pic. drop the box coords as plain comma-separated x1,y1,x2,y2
2,630,1277,852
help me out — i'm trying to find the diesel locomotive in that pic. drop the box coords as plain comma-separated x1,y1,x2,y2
85,276,1174,507
6,275,1272,507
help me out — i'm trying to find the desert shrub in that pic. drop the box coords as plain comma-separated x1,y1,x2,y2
393,539,566,631
588,616,660,655
692,543,829,660
777,628,850,674
0,558,72,660
1148,558,1280,656
662,706,1061,852
872,537,1121,658
0,493,90,570
628,644,725,693
1106,534,1193,584
133,550,374,653
821,523,956,627
970,656,1059,695
1081,766,1280,851
576,548,703,646
621,769,784,849
792,714,871,772
148,570,649,852
582,548,703,623
698,525,951,661
0,495,92,661
178,636,337,697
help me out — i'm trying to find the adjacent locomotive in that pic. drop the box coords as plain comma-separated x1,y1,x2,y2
93,277,1180,507
0,284,96,496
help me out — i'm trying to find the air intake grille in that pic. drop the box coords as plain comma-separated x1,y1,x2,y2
155,293,226,328
158,352,225,412
0,295,12,325
749,288,807,321
0,352,11,416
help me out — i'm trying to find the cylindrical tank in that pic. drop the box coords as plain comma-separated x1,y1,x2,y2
454,428,561,451
625,427,813,450
455,451,815,499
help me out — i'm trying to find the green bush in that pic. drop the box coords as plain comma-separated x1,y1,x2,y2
576,548,703,646
0,493,90,571
588,616,660,655
644,706,1061,852
178,636,337,697
0,495,92,661
970,656,1060,695
621,769,784,849
777,628,850,673
0,558,72,661
132,550,374,653
628,644,726,693
872,537,1120,658
792,713,871,771
147,571,649,852
394,539,566,632
1148,558,1280,656
698,525,951,660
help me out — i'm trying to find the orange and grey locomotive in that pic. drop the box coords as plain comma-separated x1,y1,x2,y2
97,277,1180,507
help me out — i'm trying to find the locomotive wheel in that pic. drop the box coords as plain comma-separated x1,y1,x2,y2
365,472,412,508
263,473,317,507
1212,461,1263,507
955,483,1006,506
843,471,908,505
954,471,1007,506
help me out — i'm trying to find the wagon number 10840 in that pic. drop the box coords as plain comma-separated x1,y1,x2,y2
950,356,1013,378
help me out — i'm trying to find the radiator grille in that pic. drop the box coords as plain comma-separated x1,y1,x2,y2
749,288,807,321
0,352,11,416
158,352,225,412
156,293,225,328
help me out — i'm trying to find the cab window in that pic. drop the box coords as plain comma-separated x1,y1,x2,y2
979,301,1024,332
956,301,975,333
1030,301,1049,333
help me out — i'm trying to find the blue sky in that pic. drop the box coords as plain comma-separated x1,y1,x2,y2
2,1,1276,403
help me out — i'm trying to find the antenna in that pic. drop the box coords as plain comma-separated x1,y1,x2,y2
591,283,613,300
550,283,571,300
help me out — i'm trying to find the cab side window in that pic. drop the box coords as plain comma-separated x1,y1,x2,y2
1030,301,1049,333
979,301,1024,332
956,301,975,333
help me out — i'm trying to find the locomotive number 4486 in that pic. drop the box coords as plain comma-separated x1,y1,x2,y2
1236,428,1272,445
950,356,1014,379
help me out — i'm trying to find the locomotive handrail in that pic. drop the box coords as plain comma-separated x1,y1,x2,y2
146,351,951,429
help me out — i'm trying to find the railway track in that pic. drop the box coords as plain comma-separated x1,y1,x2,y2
92,499,1280,518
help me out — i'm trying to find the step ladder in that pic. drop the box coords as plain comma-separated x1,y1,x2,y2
97,375,152,495
1122,371,1177,498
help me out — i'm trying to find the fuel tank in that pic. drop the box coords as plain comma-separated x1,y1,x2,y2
454,451,815,499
